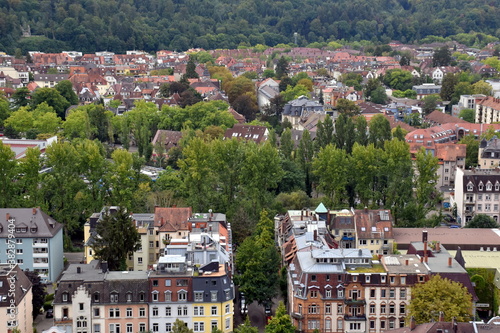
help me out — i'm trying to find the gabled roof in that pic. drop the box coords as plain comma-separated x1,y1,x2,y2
155,206,193,230
0,208,63,238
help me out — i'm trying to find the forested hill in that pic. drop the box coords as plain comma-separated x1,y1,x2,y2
2,0,500,54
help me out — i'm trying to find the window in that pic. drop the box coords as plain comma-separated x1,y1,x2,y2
389,289,395,298
311,275,317,281
495,204,499,211
310,290,318,298
211,306,217,315
337,304,343,314
389,303,395,314
194,306,205,316
195,292,203,302
400,289,406,299
94,324,101,333
165,291,172,301
109,308,120,317
486,203,491,211
62,293,68,302
79,303,84,310
401,276,406,285
211,291,218,302
110,324,121,333
177,279,188,286
16,259,23,264
308,320,320,330
380,321,386,329
325,289,332,298
390,276,395,284
183,306,188,316
165,279,172,286
194,322,205,332
139,308,145,317
359,239,367,245
352,275,358,282
337,320,343,330
178,291,187,301
350,323,361,330
211,321,218,330
139,323,146,332
16,249,23,254
400,304,406,314
308,304,319,314
153,280,158,286
326,319,332,331
165,307,171,316
94,308,100,317
150,241,154,248
225,304,230,314
152,323,158,332
152,292,158,302
381,275,386,283
370,320,375,329
370,303,376,314
166,323,172,332
370,289,376,298
478,204,482,211
178,307,183,316
366,275,371,283
389,319,395,329
138,257,143,264
325,303,331,314
338,289,344,298
381,289,386,298
126,308,132,317
381,304,386,314
225,318,231,330
127,324,133,333
111,293,119,303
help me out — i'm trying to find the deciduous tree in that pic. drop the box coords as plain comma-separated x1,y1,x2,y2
408,275,472,324
466,214,499,228
265,302,296,333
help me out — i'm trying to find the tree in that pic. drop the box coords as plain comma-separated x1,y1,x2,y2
369,114,392,149
297,129,314,196
185,56,199,79
235,318,258,333
275,56,289,79
11,87,31,109
399,54,410,66
466,214,499,228
414,147,440,223
408,275,472,324
64,109,93,139
472,80,493,96
3,107,34,134
459,134,479,168
334,113,355,153
280,84,310,102
370,86,388,104
313,145,349,207
383,69,414,91
315,115,334,150
235,210,280,306
458,108,475,122
55,80,79,106
172,319,194,333
422,94,442,115
232,93,258,121
432,46,452,67
31,88,70,120
440,73,459,101
265,302,296,333
24,270,46,319
0,141,17,208
279,128,294,160
336,98,360,117
354,116,368,146
263,69,275,78
91,207,141,271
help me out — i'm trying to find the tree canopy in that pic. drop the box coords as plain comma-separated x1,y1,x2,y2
408,275,473,324
466,214,499,228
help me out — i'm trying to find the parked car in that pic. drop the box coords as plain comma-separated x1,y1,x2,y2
45,309,54,318
240,293,247,314
265,302,272,315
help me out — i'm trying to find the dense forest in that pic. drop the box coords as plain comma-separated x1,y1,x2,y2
2,0,500,53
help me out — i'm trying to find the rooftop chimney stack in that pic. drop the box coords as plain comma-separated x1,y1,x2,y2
448,257,452,267
423,230,428,263
410,317,416,330
32,207,37,215
438,311,445,322
6,213,9,221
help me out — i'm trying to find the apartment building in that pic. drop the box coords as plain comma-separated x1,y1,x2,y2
452,167,500,226
0,264,33,333
0,208,64,283
479,136,500,169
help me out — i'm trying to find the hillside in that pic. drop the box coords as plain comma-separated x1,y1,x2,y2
1,0,500,53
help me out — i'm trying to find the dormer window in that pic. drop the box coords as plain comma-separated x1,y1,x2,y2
93,292,100,302
496,182,500,191
62,293,69,302
486,181,493,191
467,182,474,191
479,182,484,191
110,293,118,303
30,226,38,233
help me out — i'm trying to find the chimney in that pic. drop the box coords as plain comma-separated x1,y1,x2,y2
405,259,409,266
438,311,444,322
6,213,9,221
32,207,37,215
160,217,164,226
313,229,318,241
423,230,428,263
448,257,452,267
410,316,416,330
436,241,440,252
364,206,368,213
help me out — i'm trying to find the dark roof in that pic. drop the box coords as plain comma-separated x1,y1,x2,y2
0,265,32,306
224,124,268,143
0,208,63,238
425,110,469,125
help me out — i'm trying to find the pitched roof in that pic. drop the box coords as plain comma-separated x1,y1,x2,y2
425,110,469,125
155,206,192,230
0,207,62,238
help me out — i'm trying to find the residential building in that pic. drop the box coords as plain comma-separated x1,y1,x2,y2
479,136,500,168
412,84,441,100
1,136,58,159
434,143,466,188
476,96,500,123
0,208,64,283
0,264,33,333
328,209,395,255
53,262,150,333
457,94,486,114
34,73,70,88
224,124,269,143
256,78,280,111
452,167,500,226
282,96,325,130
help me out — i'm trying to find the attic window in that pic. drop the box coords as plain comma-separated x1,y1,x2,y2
384,227,389,232
361,227,366,231
496,182,500,191
486,181,492,191
15,227,27,233
479,182,484,191
30,226,38,233
467,183,474,191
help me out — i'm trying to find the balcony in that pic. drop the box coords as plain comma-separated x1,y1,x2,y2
32,242,48,247
33,252,49,258
291,312,304,319
55,318,72,325
33,262,49,268
344,314,366,321
345,299,366,305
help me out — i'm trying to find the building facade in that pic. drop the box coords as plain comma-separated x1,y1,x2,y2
0,208,64,283
0,264,33,333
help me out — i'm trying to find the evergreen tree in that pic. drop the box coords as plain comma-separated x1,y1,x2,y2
275,56,289,79
185,56,199,79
